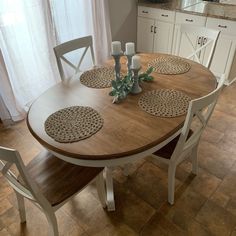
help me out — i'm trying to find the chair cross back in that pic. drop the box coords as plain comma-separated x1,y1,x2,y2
172,76,225,164
54,36,95,80
177,25,220,68
0,147,44,203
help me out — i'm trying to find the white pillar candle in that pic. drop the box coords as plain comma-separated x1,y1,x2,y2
111,41,122,55
125,42,135,55
131,55,141,69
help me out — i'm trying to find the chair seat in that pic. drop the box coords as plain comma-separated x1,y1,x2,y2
153,130,193,159
21,150,103,207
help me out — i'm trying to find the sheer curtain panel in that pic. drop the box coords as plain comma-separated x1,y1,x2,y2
0,0,112,123
51,0,112,67
0,0,59,123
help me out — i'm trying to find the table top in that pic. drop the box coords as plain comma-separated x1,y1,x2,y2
27,53,216,161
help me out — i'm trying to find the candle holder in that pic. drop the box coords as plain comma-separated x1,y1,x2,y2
130,66,142,94
125,53,135,76
112,52,123,82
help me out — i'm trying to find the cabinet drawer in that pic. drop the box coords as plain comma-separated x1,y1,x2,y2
156,9,175,23
138,6,157,19
175,12,206,26
138,6,175,23
206,17,236,36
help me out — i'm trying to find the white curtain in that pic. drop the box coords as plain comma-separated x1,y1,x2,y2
0,0,59,122
0,0,111,124
51,0,112,66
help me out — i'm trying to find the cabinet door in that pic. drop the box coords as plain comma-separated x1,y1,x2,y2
153,21,174,54
137,17,155,53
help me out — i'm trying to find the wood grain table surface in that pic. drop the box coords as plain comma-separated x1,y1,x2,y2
27,53,217,161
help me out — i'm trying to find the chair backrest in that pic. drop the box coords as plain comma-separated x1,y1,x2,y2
171,75,225,163
0,146,50,209
176,24,220,68
53,36,95,80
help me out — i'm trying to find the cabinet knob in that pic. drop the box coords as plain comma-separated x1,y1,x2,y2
161,14,168,17
185,19,193,22
142,11,149,14
218,24,227,29
203,37,207,45
197,36,202,45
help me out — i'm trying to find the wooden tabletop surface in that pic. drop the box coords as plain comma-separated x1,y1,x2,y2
27,53,217,160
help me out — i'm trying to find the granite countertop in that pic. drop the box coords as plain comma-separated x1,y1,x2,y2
138,0,236,21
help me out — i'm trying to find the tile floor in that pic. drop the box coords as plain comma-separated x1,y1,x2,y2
0,82,236,235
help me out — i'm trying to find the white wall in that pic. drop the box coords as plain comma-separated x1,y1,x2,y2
108,0,137,47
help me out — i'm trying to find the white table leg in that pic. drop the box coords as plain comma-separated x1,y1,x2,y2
105,167,115,211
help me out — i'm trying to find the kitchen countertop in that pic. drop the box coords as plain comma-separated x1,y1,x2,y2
138,0,236,21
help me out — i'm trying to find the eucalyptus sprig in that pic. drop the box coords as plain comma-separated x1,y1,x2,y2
109,66,154,103
139,66,154,82
109,74,133,103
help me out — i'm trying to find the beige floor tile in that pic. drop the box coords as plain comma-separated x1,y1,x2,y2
92,222,138,236
124,161,177,209
110,181,156,232
0,228,11,236
140,212,185,236
196,200,236,236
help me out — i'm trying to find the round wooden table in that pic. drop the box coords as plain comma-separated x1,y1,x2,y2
27,53,216,210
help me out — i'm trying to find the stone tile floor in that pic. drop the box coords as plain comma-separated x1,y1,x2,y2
0,82,236,235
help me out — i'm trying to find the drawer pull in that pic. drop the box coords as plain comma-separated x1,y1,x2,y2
142,10,149,14
185,19,193,22
154,26,157,34
218,24,227,29
161,14,168,17
151,25,154,33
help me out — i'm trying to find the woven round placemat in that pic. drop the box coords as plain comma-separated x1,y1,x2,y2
44,106,103,143
148,56,191,75
80,66,115,88
138,89,191,117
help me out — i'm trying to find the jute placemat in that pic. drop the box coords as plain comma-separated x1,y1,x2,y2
80,66,115,88
44,106,103,143
148,56,191,75
138,89,191,117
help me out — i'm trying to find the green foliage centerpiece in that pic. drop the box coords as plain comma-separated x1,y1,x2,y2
110,41,154,103
109,66,154,103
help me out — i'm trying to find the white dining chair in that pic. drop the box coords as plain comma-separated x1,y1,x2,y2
176,24,220,68
53,36,95,80
151,75,225,205
0,147,106,236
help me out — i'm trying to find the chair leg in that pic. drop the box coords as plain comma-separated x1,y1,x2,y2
105,167,115,211
168,164,177,205
191,145,198,175
45,211,59,236
15,191,26,223
96,172,107,208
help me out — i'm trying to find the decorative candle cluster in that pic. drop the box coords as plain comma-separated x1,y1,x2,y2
111,41,141,70
111,41,142,94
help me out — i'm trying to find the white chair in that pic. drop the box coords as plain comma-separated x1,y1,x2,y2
176,24,220,68
53,36,95,80
0,147,106,236
151,75,225,205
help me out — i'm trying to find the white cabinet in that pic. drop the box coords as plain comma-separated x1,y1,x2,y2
172,12,207,59
153,21,174,54
137,7,175,54
205,17,236,84
137,17,154,52
137,6,236,85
